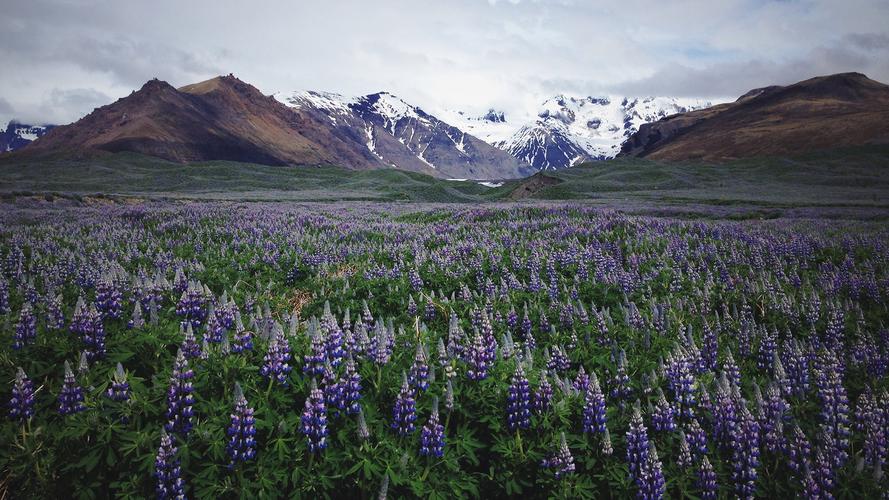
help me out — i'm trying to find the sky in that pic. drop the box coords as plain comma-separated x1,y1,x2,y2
1,0,888,127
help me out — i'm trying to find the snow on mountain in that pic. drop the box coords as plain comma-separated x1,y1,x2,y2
275,90,533,179
0,121,54,153
447,95,711,171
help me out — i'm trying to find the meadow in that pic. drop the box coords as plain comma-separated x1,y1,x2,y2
1,201,887,498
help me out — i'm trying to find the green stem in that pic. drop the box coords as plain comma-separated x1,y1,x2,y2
516,430,524,459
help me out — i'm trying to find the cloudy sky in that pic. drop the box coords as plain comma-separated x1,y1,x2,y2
2,0,888,126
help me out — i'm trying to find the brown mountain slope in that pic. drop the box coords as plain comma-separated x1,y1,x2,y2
620,73,889,161
22,75,381,168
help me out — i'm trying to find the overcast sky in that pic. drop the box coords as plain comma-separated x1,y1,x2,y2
2,0,888,126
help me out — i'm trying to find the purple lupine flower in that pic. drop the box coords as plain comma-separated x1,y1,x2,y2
610,348,632,408
71,298,105,362
685,417,709,459
204,309,225,343
226,383,256,467
180,323,201,360
322,362,345,418
303,328,327,377
787,423,812,476
638,442,666,499
697,455,718,500
506,362,531,431
722,350,741,389
409,343,430,392
343,356,362,415
392,372,417,436
573,365,590,392
127,302,144,330
58,361,86,415
175,282,208,329
95,275,123,320
357,407,370,441
582,371,607,434
301,379,328,453
231,315,252,353
164,349,195,437
8,367,35,423
729,402,760,500
407,294,418,317
13,303,37,350
651,389,676,432
533,370,554,415
541,432,575,478
46,293,65,330
420,396,445,458
260,327,292,385
701,318,718,372
106,362,130,402
547,345,570,373
155,430,186,500
626,402,652,489
0,278,9,315
466,332,490,381
408,268,423,291
677,431,693,468
321,304,344,367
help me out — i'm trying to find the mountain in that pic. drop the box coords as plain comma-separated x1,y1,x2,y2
1,121,54,153
620,72,889,161
274,91,533,179
22,75,380,168
444,95,710,170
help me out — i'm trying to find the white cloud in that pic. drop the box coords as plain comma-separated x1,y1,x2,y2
0,0,887,126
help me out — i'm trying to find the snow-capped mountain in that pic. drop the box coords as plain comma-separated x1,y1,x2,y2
0,121,54,153
275,91,533,180
445,95,711,170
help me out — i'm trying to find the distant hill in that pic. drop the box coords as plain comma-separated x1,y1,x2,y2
620,73,889,161
21,75,380,169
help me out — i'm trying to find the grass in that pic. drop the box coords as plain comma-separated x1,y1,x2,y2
1,146,888,207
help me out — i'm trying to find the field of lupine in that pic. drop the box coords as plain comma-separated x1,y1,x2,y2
1,202,888,499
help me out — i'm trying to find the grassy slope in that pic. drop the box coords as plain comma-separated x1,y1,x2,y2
1,146,888,207
0,152,501,202
526,145,889,206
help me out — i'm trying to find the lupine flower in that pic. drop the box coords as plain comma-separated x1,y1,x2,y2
164,349,195,437
420,396,445,458
95,275,123,319
638,443,666,500
697,455,718,500
8,367,35,423
533,371,554,415
322,362,345,418
582,371,607,434
226,383,256,467
651,389,677,432
343,356,362,415
677,431,693,468
301,379,328,453
231,315,252,353
466,332,490,381
204,309,225,343
506,362,531,431
304,328,327,377
729,402,760,500
58,361,86,415
180,323,202,359
610,348,632,407
71,298,106,362
392,372,417,436
128,302,145,330
409,343,430,391
701,318,718,372
106,362,130,402
541,432,575,478
357,406,370,441
13,303,37,350
260,327,292,385
626,402,652,490
155,430,186,500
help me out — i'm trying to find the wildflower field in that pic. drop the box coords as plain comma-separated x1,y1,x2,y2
1,202,887,499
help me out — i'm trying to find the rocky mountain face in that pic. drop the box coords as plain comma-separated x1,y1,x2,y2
22,75,381,168
1,122,54,153
620,73,889,161
444,95,710,170
275,91,534,179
